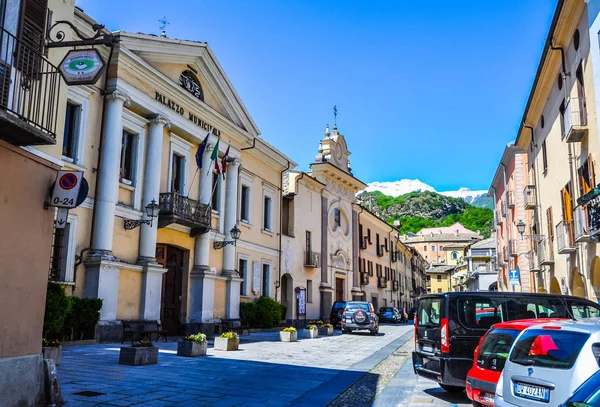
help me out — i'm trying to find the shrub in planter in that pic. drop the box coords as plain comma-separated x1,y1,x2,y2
214,331,239,351
119,339,158,366
42,338,62,365
318,323,334,336
178,333,207,357
62,297,103,341
255,296,283,328
43,282,71,340
279,327,297,342
240,301,257,328
304,325,319,339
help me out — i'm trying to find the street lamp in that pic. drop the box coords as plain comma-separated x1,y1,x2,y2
124,199,161,230
516,219,545,240
214,224,242,249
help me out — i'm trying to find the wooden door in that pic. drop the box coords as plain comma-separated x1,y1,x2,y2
335,277,344,302
157,245,183,335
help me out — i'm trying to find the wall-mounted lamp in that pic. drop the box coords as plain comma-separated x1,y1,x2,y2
516,220,545,240
214,225,242,249
124,199,160,230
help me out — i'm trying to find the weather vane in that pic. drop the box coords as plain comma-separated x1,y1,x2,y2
333,105,337,127
159,17,170,36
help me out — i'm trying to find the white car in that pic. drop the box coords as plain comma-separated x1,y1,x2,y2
495,318,600,406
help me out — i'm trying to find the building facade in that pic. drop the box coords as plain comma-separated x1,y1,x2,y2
462,238,498,292
426,264,454,294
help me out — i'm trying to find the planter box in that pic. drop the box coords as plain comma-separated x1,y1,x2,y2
42,346,61,365
177,341,207,357
318,327,334,336
214,337,239,351
119,346,158,366
279,331,298,342
304,329,319,339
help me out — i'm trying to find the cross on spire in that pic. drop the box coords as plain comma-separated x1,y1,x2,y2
159,17,170,37
333,105,338,128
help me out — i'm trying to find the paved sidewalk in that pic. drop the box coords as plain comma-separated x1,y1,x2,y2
58,324,413,406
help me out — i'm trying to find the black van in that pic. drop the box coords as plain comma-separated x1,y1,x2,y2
412,292,600,392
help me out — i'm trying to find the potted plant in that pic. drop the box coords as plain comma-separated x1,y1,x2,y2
318,323,334,336
119,339,158,366
279,327,297,342
42,339,62,365
214,331,239,351
304,325,319,339
177,333,207,357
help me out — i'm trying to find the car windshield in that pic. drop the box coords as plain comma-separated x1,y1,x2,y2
509,329,590,370
418,297,441,327
477,328,520,371
380,307,394,313
346,303,370,312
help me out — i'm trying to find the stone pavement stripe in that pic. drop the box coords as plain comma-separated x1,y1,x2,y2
289,329,414,407
371,340,417,407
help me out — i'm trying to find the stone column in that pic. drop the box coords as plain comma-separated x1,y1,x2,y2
90,90,130,255
188,142,216,333
138,115,170,263
84,90,130,342
222,159,241,275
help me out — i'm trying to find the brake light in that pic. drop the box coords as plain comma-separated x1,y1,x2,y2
441,317,450,353
542,325,561,330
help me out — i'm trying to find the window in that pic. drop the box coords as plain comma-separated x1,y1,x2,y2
431,246,436,252
574,29,580,51
542,140,548,175
334,208,341,228
424,245,427,251
571,303,600,319
384,238,388,252
437,288,443,293
262,263,270,296
240,185,250,222
510,329,589,370
578,155,596,197
239,258,248,296
560,99,566,137
62,102,79,160
452,252,458,260
211,172,220,210
457,299,504,329
306,231,312,254
263,195,273,231
171,154,184,193
120,130,136,183
417,297,441,326
477,328,520,372
367,228,371,243
440,246,444,251
547,207,554,240
49,215,77,284
307,280,313,303
561,181,574,223
437,275,442,282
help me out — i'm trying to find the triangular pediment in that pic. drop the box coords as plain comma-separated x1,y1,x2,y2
116,32,259,137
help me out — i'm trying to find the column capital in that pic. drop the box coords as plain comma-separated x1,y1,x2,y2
105,90,131,107
227,157,242,168
149,114,171,129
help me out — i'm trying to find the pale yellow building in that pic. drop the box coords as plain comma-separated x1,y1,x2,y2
426,264,454,294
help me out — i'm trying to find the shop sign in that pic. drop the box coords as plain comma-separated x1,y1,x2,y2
59,49,106,85
509,269,520,286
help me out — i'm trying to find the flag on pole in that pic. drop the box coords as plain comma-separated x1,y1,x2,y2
211,138,221,176
221,145,230,179
195,133,210,169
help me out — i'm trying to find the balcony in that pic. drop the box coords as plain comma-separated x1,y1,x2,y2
574,206,592,243
158,192,211,236
528,250,540,272
524,185,537,209
562,97,588,143
502,247,508,264
377,277,388,288
0,26,61,146
391,251,397,263
376,245,384,257
304,251,321,268
392,280,399,291
496,211,504,225
556,220,576,254
509,239,519,257
360,272,370,286
507,190,515,208
359,236,368,250
539,239,554,265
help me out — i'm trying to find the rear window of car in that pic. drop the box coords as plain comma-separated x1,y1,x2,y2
418,297,441,327
332,302,347,310
477,328,520,371
380,307,394,312
509,329,590,370
458,299,504,329
346,303,370,312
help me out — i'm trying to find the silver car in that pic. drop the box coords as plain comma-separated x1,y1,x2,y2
495,318,600,406
341,301,379,335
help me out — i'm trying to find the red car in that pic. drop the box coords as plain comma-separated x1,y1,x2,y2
466,318,567,407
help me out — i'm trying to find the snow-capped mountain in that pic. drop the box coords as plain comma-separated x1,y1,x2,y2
363,180,487,204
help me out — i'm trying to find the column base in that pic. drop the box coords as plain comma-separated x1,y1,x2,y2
95,320,123,343
140,263,167,321
189,266,217,323
0,354,45,407
83,257,121,322
184,322,218,338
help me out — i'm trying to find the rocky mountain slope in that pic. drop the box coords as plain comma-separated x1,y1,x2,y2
363,179,487,204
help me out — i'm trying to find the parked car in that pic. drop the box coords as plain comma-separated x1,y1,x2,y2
341,301,379,335
330,301,347,327
559,369,600,407
466,318,566,407
412,292,600,393
378,307,400,323
495,318,600,406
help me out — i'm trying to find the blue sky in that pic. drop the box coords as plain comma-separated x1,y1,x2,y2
76,0,557,191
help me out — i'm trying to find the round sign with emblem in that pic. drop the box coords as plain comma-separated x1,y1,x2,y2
59,49,106,85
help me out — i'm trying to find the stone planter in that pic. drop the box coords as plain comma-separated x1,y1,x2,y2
318,327,334,336
304,329,319,339
42,346,61,366
118,346,158,366
214,337,239,351
177,341,207,357
279,331,298,342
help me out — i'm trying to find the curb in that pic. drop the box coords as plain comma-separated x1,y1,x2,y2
371,340,416,407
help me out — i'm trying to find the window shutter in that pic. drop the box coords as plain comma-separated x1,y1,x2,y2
19,0,48,75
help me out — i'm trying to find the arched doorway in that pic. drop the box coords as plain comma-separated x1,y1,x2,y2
571,267,586,298
550,277,561,294
280,273,293,322
591,256,600,291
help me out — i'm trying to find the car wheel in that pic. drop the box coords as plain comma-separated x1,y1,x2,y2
439,384,465,393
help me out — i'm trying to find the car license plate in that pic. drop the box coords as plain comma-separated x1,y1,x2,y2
514,382,549,402
421,345,433,353
482,392,494,404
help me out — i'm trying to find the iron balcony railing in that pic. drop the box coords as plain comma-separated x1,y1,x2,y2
539,238,554,265
509,239,519,257
377,277,388,288
556,220,576,254
304,251,321,268
524,185,537,209
158,192,211,236
0,26,61,145
507,190,515,207
562,96,588,143
574,206,592,243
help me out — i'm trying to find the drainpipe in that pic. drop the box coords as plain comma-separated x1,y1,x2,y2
500,162,514,292
276,160,291,302
357,204,365,300
388,228,394,306
524,124,540,294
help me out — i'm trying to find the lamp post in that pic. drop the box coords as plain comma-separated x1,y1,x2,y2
214,224,241,249
124,199,160,230
516,219,545,240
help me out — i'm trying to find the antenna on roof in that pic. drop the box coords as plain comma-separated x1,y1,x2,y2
159,16,170,37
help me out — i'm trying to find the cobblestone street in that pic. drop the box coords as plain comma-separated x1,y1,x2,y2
58,324,415,406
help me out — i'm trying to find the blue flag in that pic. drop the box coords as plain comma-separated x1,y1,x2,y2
195,133,210,168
